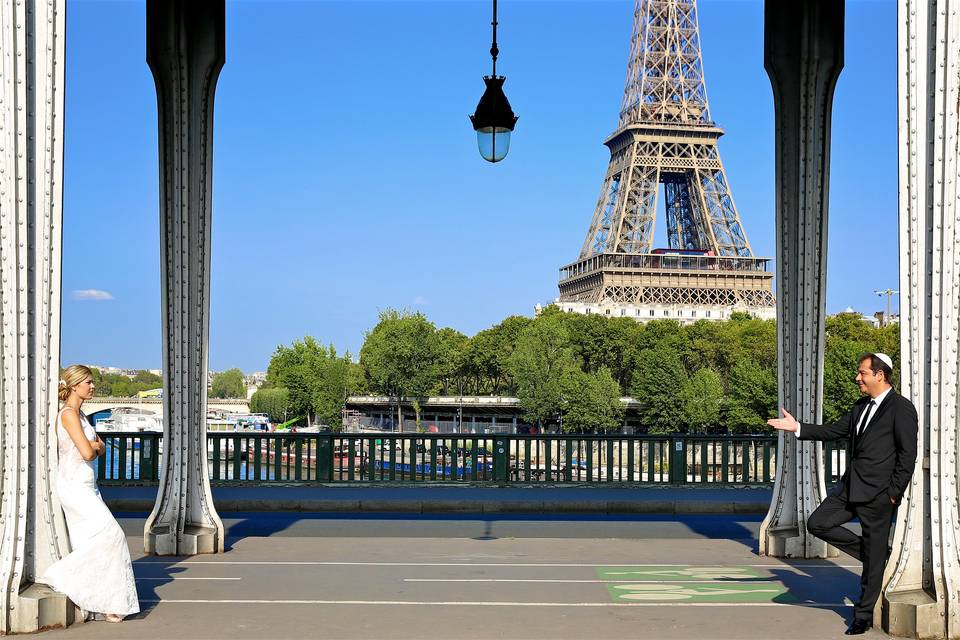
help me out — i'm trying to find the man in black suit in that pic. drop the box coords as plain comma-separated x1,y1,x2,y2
768,352,918,635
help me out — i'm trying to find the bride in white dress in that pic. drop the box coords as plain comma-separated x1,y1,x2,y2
41,365,140,622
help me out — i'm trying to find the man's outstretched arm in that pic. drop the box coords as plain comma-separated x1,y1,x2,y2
768,407,853,441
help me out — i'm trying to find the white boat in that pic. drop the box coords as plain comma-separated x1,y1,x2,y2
95,410,163,433
206,417,240,432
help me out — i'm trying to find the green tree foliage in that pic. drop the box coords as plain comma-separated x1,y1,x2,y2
266,337,358,428
725,359,777,433
635,319,687,354
561,313,642,390
360,310,442,424
88,369,162,397
681,320,724,374
828,313,900,372
463,315,532,394
249,387,290,423
560,367,624,433
210,368,246,399
825,312,875,343
823,337,869,424
631,348,688,434
680,367,724,433
435,327,469,395
333,306,901,433
822,313,900,421
711,315,777,375
132,370,161,385
313,349,356,427
506,314,576,427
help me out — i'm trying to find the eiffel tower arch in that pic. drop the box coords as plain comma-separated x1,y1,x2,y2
557,0,775,323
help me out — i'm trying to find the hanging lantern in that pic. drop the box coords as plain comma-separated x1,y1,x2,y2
469,0,517,163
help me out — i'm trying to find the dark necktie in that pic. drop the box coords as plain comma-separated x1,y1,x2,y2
856,400,876,436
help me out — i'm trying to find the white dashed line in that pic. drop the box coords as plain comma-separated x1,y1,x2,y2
403,578,777,584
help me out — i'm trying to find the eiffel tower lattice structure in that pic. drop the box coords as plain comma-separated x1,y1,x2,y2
557,0,775,323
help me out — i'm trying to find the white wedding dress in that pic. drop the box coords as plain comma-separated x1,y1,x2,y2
40,408,140,617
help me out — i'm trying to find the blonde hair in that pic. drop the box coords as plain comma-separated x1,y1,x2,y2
59,365,94,403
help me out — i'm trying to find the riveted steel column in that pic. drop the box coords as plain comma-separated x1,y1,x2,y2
759,0,843,559
882,0,960,636
0,0,77,632
143,0,224,556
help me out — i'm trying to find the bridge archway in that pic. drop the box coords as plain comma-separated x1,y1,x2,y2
0,0,957,636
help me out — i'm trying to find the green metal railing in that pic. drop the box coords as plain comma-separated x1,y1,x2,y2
97,432,850,487
98,432,161,482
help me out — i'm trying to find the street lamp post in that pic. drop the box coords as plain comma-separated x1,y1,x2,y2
469,0,518,162
873,288,899,326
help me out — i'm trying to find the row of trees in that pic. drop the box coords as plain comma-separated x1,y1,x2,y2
250,338,363,425
86,367,247,399
90,369,163,397
252,307,898,434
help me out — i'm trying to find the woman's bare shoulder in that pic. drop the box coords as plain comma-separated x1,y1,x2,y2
59,406,82,428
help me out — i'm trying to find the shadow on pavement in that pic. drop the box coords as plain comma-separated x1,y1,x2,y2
770,562,860,626
679,512,860,626
128,556,187,620
215,511,766,545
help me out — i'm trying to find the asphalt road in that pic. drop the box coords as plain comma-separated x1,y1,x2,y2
49,513,878,640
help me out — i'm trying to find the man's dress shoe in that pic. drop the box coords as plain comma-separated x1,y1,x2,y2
845,619,871,635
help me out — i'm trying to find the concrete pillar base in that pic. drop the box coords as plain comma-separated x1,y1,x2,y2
762,528,838,559
9,584,79,634
883,590,940,639
146,524,219,556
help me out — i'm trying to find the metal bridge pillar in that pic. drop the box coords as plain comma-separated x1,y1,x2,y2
0,0,78,632
882,0,960,636
143,0,224,556
759,0,843,559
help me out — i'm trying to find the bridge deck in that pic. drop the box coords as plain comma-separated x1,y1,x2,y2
50,513,871,640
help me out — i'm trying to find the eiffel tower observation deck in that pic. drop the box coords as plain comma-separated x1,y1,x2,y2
557,0,775,323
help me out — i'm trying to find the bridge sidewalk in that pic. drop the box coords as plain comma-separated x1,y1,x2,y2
101,485,773,514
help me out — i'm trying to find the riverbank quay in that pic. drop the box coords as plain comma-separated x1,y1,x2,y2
101,485,774,514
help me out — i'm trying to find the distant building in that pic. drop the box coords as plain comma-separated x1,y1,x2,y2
88,365,162,378
243,372,266,399
874,310,900,327
832,307,899,328
539,298,773,325
90,365,124,375
244,371,267,385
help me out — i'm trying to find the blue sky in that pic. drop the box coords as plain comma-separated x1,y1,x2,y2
61,0,898,372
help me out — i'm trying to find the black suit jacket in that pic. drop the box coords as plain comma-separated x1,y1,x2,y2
798,390,918,503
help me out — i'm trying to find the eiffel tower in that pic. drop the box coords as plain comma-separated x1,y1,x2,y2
557,0,775,322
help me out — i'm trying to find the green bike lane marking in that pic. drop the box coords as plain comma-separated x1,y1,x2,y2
596,566,795,604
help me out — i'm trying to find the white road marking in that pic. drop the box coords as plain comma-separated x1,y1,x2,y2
134,560,858,569
402,578,782,584
135,577,242,581
140,598,847,608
